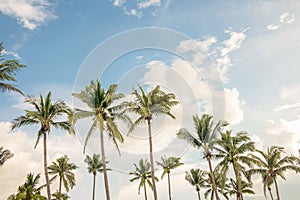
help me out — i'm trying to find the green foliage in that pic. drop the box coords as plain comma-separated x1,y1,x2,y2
0,42,26,95
0,146,13,167
48,155,78,193
156,155,183,179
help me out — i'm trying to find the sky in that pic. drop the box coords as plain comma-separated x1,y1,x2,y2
1,0,300,199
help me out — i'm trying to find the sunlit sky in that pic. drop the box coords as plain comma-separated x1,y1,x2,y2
1,0,300,199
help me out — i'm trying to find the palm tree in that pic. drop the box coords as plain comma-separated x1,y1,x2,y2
52,191,69,200
0,146,13,167
224,179,254,199
72,79,130,200
11,92,75,200
125,85,179,200
129,159,158,200
177,114,228,200
185,168,207,200
48,155,77,196
84,154,105,200
0,42,26,95
9,173,47,200
156,156,183,200
204,167,228,200
214,131,255,200
247,146,300,200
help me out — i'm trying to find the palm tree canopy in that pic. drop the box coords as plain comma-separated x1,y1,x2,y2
72,79,130,153
84,154,105,175
48,155,78,192
52,191,70,200
10,173,47,200
124,85,179,133
177,114,228,158
214,130,255,174
156,155,183,179
0,42,26,95
11,91,75,148
185,168,207,192
0,146,14,167
225,178,254,196
247,146,300,197
129,159,158,194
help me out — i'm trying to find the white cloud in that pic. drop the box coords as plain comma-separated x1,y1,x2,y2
280,12,295,24
0,121,84,199
259,118,300,154
138,0,161,9
267,12,296,31
274,102,300,112
221,28,248,56
267,24,280,30
0,0,57,30
113,0,126,7
176,37,217,53
1,49,21,60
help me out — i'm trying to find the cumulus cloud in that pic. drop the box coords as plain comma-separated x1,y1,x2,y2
0,121,84,199
267,12,296,31
274,102,300,112
0,0,57,30
1,49,21,60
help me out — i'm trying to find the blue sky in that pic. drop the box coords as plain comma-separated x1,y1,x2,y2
1,0,300,199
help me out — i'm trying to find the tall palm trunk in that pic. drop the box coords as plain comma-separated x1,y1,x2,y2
147,119,158,200
232,161,243,200
274,178,280,200
100,129,110,200
197,190,201,200
167,172,171,200
268,187,274,200
43,131,51,200
144,183,148,200
59,176,62,195
92,173,96,200
206,156,219,200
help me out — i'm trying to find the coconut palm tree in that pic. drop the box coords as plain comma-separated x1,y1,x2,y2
185,168,207,200
72,79,130,200
48,155,77,196
52,191,69,200
0,42,26,95
11,92,75,200
125,85,179,200
247,146,300,200
214,131,255,200
177,114,228,200
129,159,158,200
8,173,47,200
84,154,105,200
156,156,183,200
0,146,13,167
224,178,254,199
204,167,228,200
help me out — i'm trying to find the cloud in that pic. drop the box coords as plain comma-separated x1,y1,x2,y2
138,0,161,9
0,0,57,30
112,0,162,17
267,12,296,31
1,49,21,60
274,102,300,112
0,121,84,199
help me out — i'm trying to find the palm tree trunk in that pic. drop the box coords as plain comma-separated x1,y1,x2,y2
206,156,219,200
167,172,171,200
100,129,111,200
232,161,243,200
197,190,201,200
268,187,274,200
274,178,280,200
59,176,62,195
92,173,96,200
144,183,148,200
43,131,51,200
147,119,158,200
